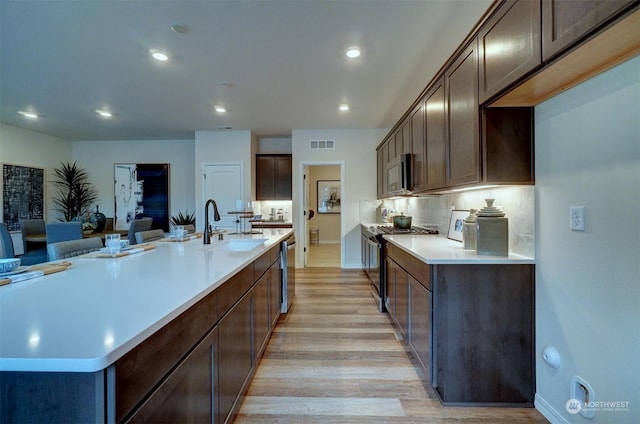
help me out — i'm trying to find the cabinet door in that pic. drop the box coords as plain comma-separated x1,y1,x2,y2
274,156,292,200
269,259,281,328
401,118,411,155
542,0,636,61
478,0,542,104
127,328,216,423
410,100,426,192
376,148,384,198
424,78,447,191
395,264,409,337
409,277,431,380
218,295,252,424
445,39,481,187
253,273,270,361
385,257,396,318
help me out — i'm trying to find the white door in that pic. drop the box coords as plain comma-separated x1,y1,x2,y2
303,166,310,266
203,164,242,231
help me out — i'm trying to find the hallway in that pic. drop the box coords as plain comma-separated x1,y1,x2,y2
236,268,547,423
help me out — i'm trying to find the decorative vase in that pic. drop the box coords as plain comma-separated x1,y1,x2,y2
462,209,477,250
91,205,106,233
475,199,509,257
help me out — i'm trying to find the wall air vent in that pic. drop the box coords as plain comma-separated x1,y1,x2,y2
309,140,335,150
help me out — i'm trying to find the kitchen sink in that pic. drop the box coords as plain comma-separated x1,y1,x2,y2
224,238,268,251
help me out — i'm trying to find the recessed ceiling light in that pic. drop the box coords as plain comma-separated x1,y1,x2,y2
151,51,169,61
339,104,350,111
96,110,112,118
18,111,38,119
215,106,226,113
346,47,361,58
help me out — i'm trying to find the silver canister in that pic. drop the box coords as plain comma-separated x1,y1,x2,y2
475,199,508,256
462,209,477,250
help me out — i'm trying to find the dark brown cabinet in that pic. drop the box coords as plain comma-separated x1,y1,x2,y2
432,264,535,405
269,259,281,328
128,328,217,423
478,0,542,104
256,154,292,200
424,77,447,191
409,101,426,192
409,276,431,378
253,272,270,362
445,38,481,187
542,0,636,62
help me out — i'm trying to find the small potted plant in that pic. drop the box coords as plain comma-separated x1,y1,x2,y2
170,210,196,227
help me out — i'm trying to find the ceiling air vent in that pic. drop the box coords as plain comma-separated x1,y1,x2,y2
309,140,335,150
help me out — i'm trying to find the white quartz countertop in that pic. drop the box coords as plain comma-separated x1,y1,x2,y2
0,229,292,373
382,234,535,265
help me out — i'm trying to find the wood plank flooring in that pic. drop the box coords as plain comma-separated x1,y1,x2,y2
306,243,341,267
236,268,548,424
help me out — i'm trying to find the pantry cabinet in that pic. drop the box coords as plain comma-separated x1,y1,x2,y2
542,0,637,62
256,154,292,200
478,0,542,104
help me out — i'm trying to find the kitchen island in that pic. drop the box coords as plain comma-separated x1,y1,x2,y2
0,228,292,423
381,234,535,406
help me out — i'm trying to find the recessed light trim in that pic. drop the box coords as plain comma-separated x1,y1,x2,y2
339,104,350,111
18,111,38,119
96,110,112,118
151,51,169,61
215,106,226,113
346,47,361,58
170,23,190,34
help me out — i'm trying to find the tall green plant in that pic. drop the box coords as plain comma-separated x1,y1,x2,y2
51,161,99,221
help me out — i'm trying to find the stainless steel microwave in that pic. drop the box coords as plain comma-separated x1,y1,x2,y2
386,153,412,195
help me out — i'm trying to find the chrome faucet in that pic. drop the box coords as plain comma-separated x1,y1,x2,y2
203,198,221,244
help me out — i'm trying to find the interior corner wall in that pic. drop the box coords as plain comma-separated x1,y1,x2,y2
292,128,387,268
194,130,253,227
308,165,340,243
534,55,639,424
0,123,72,223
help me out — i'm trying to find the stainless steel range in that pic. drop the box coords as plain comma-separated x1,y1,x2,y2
361,224,438,312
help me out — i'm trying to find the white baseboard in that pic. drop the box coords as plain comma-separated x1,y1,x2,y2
535,394,569,424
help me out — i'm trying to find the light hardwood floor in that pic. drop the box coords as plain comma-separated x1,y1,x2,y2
236,268,548,423
306,243,341,267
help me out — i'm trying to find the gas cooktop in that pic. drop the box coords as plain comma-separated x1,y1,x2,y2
374,225,439,235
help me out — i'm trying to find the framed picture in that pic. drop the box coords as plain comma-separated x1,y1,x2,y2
317,180,341,214
2,164,45,231
447,209,469,242
114,164,170,232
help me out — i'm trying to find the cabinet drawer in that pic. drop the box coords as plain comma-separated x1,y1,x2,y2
217,265,254,320
386,243,430,290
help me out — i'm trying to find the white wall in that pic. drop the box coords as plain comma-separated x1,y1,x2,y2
194,130,253,228
534,56,639,423
0,123,72,227
71,139,195,225
293,128,387,268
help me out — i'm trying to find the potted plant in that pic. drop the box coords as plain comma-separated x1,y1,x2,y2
51,161,99,222
170,209,196,227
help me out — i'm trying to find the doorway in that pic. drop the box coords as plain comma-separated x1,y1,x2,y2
302,164,342,268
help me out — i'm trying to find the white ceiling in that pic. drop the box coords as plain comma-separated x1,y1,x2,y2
0,0,493,141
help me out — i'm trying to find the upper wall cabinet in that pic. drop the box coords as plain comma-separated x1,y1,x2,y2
542,0,637,62
445,38,481,187
478,0,542,104
256,154,292,200
409,100,427,192
423,77,447,191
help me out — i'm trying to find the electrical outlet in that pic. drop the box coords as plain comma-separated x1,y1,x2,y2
570,206,585,231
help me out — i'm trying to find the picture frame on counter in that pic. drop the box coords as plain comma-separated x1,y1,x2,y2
447,209,469,242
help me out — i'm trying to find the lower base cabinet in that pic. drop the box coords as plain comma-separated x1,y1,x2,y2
385,243,534,406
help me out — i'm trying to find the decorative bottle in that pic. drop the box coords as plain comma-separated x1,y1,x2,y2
91,205,107,233
476,199,508,256
462,209,477,250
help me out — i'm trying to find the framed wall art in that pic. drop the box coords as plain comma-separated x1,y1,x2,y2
2,164,45,231
317,180,341,214
447,209,469,242
114,164,170,232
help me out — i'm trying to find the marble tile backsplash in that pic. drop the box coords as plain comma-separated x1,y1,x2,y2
361,186,535,257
